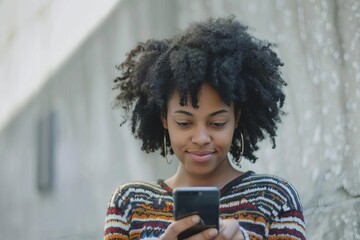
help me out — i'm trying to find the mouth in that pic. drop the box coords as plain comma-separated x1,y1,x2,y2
186,151,215,163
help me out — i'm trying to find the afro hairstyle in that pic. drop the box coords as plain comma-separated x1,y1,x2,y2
113,16,287,163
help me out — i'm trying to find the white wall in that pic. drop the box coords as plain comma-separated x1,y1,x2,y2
0,0,119,131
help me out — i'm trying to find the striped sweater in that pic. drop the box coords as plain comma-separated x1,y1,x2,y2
104,171,306,239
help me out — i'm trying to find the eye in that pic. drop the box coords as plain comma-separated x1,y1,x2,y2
211,122,226,128
176,121,191,128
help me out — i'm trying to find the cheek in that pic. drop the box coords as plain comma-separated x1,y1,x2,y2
167,126,188,150
169,131,187,147
168,133,189,158
216,128,235,147
216,133,233,147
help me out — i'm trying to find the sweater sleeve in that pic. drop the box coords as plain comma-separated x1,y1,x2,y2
267,178,307,240
268,208,306,240
103,186,131,240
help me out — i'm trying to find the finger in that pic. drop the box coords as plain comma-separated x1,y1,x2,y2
217,219,242,240
187,228,218,240
234,230,245,240
219,219,225,232
162,215,201,239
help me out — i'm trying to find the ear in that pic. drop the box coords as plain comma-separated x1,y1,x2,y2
161,113,168,129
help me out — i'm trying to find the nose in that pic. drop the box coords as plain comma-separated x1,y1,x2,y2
191,126,211,145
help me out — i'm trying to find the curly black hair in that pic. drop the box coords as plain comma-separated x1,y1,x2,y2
113,16,286,163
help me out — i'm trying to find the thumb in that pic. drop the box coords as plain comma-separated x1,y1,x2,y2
219,218,225,232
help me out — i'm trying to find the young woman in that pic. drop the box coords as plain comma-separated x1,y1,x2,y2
104,16,306,240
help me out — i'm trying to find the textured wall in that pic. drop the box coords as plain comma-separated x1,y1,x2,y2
0,0,119,131
0,1,179,239
0,0,359,239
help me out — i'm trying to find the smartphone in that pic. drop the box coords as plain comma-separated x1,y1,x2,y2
173,186,220,240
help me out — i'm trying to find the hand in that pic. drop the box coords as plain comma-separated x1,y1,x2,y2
160,216,244,240
160,215,218,240
215,219,245,240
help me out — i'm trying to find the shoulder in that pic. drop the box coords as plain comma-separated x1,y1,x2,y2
107,181,168,209
240,172,303,211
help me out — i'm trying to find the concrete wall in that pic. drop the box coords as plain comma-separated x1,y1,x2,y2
0,0,119,131
0,1,179,239
0,0,359,239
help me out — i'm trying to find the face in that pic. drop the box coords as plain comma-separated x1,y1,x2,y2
162,82,238,179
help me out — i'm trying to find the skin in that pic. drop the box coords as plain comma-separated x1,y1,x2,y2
160,82,245,240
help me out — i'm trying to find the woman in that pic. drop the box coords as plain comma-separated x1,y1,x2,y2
104,16,306,240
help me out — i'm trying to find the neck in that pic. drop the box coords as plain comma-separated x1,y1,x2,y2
165,162,243,189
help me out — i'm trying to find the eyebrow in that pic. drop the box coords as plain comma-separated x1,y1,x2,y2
173,109,229,117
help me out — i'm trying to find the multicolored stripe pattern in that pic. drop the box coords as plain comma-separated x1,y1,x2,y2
104,171,306,239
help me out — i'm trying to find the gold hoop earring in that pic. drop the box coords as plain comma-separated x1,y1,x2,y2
228,132,244,170
164,130,172,164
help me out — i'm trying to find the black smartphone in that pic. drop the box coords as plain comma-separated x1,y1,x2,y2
173,186,220,240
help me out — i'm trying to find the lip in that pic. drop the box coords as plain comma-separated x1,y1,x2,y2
186,151,214,163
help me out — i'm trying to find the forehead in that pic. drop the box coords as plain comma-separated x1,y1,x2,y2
167,82,232,110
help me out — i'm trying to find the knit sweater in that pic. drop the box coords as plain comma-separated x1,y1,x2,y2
104,171,306,239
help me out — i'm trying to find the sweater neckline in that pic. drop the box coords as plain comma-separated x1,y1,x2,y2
157,171,254,196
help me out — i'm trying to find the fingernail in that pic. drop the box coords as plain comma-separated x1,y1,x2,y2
208,229,218,238
192,215,200,223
